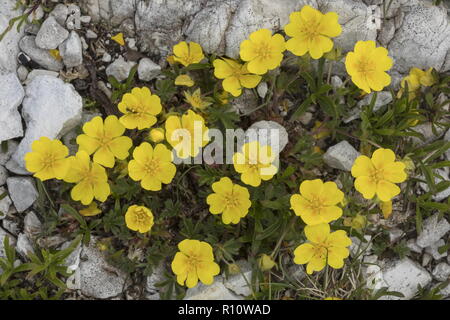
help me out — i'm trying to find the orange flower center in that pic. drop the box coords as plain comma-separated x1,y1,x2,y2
307,196,325,213
368,167,384,184
255,42,272,60
132,208,150,226
143,158,160,175
42,152,58,168
224,192,240,209
356,57,376,75
184,252,202,271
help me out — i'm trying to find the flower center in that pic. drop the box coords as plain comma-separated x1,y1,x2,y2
302,21,321,40
356,57,376,75
224,192,240,209
185,252,201,271
42,153,57,168
133,208,149,225
255,42,272,60
81,169,99,185
127,103,145,114
369,168,384,184
143,159,160,176
307,196,325,213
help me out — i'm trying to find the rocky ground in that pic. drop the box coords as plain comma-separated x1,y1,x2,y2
0,0,449,300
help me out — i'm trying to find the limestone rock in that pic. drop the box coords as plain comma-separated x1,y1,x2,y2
6,177,38,213
0,73,24,142
323,140,360,171
19,36,64,71
35,16,69,50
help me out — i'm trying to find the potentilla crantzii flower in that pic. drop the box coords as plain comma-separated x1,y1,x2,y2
239,28,286,75
24,137,70,181
206,177,252,224
284,5,342,59
351,148,407,202
232,141,278,187
213,58,261,97
125,205,154,233
345,40,393,93
128,142,176,191
294,223,351,274
171,41,204,67
184,88,211,110
118,87,163,130
290,179,344,225
77,115,133,168
63,151,111,205
171,239,220,288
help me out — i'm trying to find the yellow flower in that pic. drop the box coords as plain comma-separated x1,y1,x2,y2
175,74,194,87
165,110,210,159
398,67,436,99
290,179,344,225
149,128,165,143
343,214,367,231
213,58,261,97
258,254,276,271
49,49,61,60
345,40,393,94
218,91,230,105
239,28,286,75
312,121,331,140
206,177,251,224
111,33,125,46
172,41,204,67
380,200,393,219
324,297,342,300
284,5,342,59
232,141,278,187
351,148,407,202
294,223,351,274
128,142,176,191
118,87,163,130
184,88,212,110
125,205,154,233
77,116,133,168
79,202,102,217
171,239,220,288
63,151,111,205
166,55,176,65
24,137,70,181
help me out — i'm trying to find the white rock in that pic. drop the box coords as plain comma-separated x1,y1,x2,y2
50,4,69,26
0,73,24,142
432,262,450,282
186,0,240,55
110,0,136,26
80,16,92,24
102,52,112,63
223,261,253,297
105,56,136,82
2,218,19,236
0,186,12,219
388,228,404,243
0,0,24,75
86,30,98,39
16,233,34,258
298,112,313,126
378,19,396,46
79,238,128,299
245,120,289,153
184,275,242,300
344,91,393,123
411,122,446,147
418,168,450,202
422,253,432,267
7,75,82,173
25,69,59,85
323,140,360,172
145,263,166,299
416,213,450,248
19,36,64,71
59,31,83,68
257,82,268,99
137,58,161,82
381,258,432,300
350,235,372,257
23,211,42,238
16,65,29,82
60,241,82,273
79,0,112,23
0,140,18,165
406,239,422,254
66,268,81,290
66,4,82,30
0,227,16,258
425,239,447,260
231,89,258,114
364,261,388,291
35,16,69,50
6,177,38,213
387,1,450,74
331,76,344,89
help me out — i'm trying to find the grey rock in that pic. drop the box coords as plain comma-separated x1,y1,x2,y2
0,140,18,165
425,239,447,260
432,262,450,282
137,58,161,82
120,18,136,37
0,227,16,258
416,213,450,248
50,4,69,26
16,65,29,82
59,31,83,68
79,238,128,299
245,120,289,153
406,239,422,254
387,1,450,74
2,218,19,236
23,211,42,239
0,73,24,142
66,4,82,30
110,0,136,26
35,16,69,50
288,264,306,282
86,30,98,39
0,186,12,219
299,112,313,126
19,36,64,71
388,228,404,243
0,0,24,75
418,168,450,202
105,56,136,82
345,91,393,123
349,235,372,257
381,258,432,300
80,16,92,24
331,75,344,89
323,140,360,172
7,75,82,173
145,263,166,299
257,82,268,99
184,275,242,300
186,0,240,55
410,122,446,147
27,5,44,23
6,177,38,213
378,19,396,46
79,0,112,23
231,89,258,114
223,260,253,297
60,241,82,273
16,233,34,258
25,69,59,85
422,253,432,267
